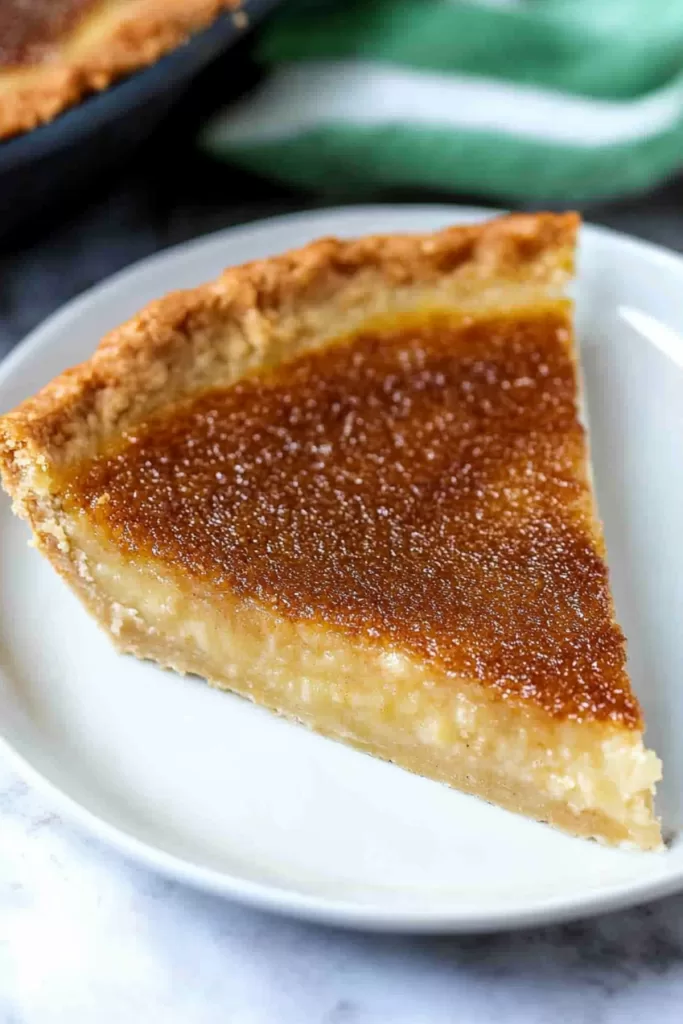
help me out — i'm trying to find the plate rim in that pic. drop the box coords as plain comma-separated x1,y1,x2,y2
1,202,681,934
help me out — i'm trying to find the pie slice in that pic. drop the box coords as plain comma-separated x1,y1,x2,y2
0,0,242,140
0,213,663,849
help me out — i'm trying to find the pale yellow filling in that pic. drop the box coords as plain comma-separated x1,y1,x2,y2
62,518,662,850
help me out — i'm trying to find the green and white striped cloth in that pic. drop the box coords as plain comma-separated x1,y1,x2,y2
203,0,683,202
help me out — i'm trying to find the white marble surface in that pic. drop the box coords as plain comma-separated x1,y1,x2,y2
4,184,683,1022
3,758,683,1024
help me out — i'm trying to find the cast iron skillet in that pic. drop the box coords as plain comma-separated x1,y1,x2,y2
0,0,281,240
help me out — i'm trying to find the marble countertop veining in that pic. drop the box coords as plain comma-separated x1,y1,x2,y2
3,173,683,1023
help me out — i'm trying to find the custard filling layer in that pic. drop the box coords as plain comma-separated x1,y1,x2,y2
66,308,639,725
63,517,661,849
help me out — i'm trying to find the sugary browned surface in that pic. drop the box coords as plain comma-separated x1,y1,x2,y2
67,309,639,724
0,0,98,66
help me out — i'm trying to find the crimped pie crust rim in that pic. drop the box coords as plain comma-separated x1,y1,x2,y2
0,212,579,476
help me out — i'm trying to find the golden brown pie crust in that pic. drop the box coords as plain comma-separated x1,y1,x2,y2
0,212,578,468
0,0,243,140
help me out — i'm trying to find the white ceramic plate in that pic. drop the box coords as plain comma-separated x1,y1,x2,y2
1,206,682,933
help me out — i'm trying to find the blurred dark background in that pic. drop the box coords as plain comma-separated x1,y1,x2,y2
3,24,683,361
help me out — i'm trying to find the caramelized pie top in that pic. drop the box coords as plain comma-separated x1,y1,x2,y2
0,0,98,66
64,306,638,726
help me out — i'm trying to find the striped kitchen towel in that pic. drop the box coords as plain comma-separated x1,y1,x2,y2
202,0,683,203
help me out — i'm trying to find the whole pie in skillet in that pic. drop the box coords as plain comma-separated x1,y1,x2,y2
0,0,243,140
0,213,663,849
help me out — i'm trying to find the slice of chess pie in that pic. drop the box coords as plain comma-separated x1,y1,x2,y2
0,213,662,848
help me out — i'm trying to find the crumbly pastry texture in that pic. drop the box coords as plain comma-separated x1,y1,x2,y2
0,0,243,140
0,213,664,849
0,213,579,464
